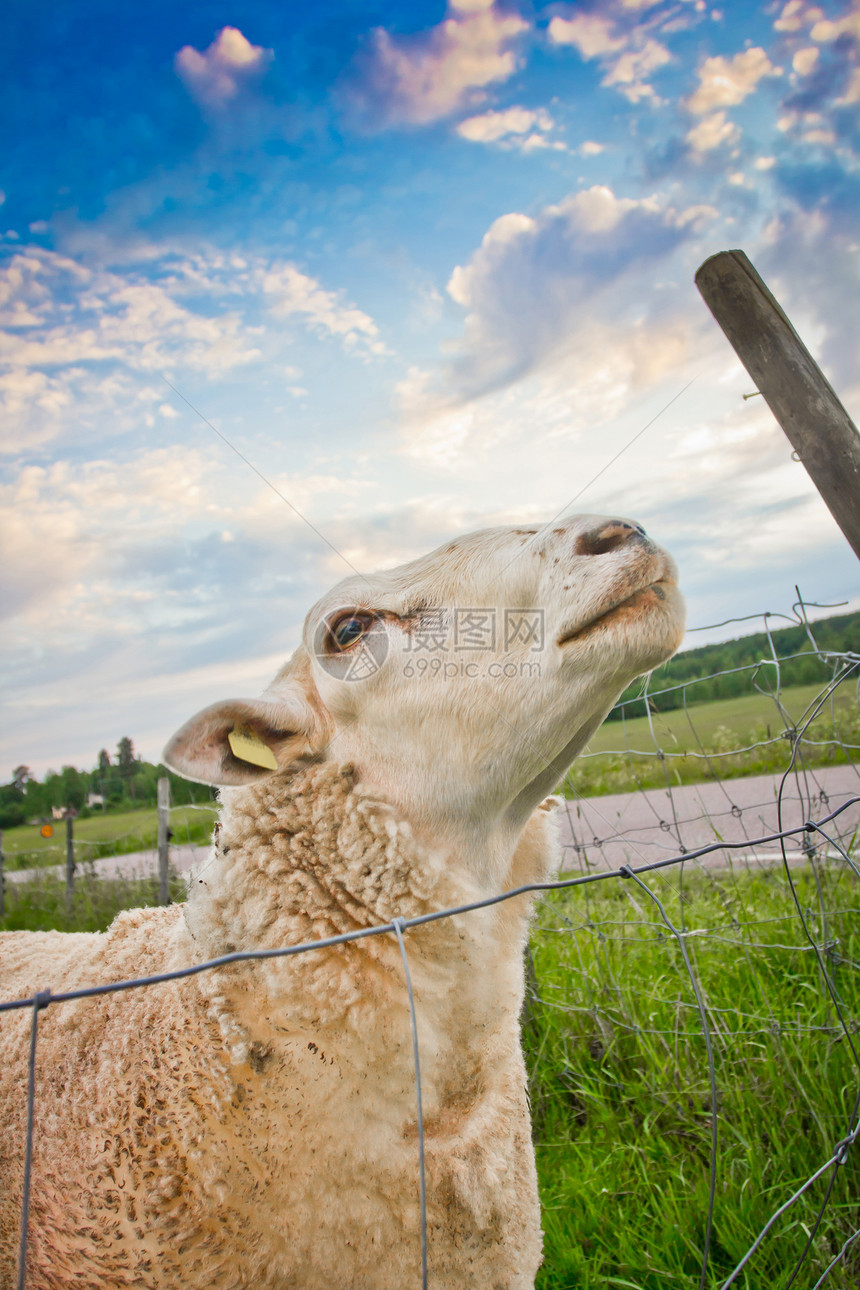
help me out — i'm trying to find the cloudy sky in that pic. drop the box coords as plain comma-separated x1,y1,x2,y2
2,0,859,778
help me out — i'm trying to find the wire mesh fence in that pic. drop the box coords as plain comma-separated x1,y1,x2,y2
1,598,858,1288
1,800,218,876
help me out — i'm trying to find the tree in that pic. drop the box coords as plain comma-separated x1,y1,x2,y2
117,737,138,801
117,737,135,777
0,782,26,829
98,749,111,776
12,765,30,793
59,765,86,812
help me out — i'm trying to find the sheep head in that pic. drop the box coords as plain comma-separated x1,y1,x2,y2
165,515,684,874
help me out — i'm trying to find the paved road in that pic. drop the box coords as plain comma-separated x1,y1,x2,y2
6,764,858,888
4,842,207,886
556,763,860,874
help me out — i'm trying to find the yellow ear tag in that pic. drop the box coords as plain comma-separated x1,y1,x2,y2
228,725,278,771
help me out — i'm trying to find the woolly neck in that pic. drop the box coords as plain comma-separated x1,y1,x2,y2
184,760,473,961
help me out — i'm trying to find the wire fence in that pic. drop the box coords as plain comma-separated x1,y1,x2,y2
1,799,217,875
1,599,858,1288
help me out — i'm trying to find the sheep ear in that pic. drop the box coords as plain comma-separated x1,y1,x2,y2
163,695,315,787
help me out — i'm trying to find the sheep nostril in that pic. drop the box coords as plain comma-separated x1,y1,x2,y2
575,521,647,557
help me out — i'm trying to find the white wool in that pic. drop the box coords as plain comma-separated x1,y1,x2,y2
0,514,685,1288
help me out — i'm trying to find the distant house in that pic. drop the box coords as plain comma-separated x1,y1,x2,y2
51,806,79,820
87,793,104,809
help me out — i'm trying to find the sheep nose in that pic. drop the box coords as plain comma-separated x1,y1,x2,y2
575,520,647,557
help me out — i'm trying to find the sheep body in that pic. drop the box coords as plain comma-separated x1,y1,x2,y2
0,513,686,1287
0,761,552,1289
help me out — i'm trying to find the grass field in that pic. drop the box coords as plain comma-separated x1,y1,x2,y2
587,680,857,754
565,680,859,798
525,861,860,1288
0,867,189,932
2,803,218,870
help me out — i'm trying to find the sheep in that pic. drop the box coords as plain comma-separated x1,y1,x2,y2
0,513,684,1289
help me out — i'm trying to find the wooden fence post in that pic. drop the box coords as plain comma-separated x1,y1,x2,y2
157,777,171,906
695,250,860,563
65,814,75,913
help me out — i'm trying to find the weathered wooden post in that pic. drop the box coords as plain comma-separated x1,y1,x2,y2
65,813,75,914
695,250,860,562
157,776,171,906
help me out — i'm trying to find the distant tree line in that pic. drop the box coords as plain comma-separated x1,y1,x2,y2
605,609,860,721
0,738,214,830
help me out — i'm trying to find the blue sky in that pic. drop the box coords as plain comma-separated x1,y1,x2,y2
2,0,859,776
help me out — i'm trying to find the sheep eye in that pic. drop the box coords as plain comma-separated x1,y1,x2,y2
329,613,375,651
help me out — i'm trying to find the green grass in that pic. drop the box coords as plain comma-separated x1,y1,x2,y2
565,681,859,798
0,866,188,933
525,861,860,1288
2,804,218,870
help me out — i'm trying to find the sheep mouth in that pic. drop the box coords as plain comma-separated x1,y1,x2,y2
557,581,670,646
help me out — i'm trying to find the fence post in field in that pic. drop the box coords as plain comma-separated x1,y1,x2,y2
65,814,75,913
0,829,5,919
695,249,860,563
157,777,171,906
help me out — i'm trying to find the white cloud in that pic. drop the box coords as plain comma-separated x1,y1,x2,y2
792,46,820,75
603,38,671,101
397,309,700,472
802,126,836,144
0,248,261,387
261,264,387,354
548,14,624,58
810,9,860,42
0,446,377,654
354,0,528,126
836,67,860,105
455,105,554,144
579,140,605,156
686,47,780,114
549,9,671,103
0,243,387,453
686,110,740,153
0,450,217,631
175,26,272,109
401,185,709,428
774,1,809,33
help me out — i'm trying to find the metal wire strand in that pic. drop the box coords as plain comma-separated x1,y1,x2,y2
809,1224,860,1289
619,866,718,1290
717,1123,859,1289
17,990,51,1290
392,917,428,1290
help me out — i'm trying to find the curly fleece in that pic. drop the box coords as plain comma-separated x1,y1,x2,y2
0,761,558,1289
